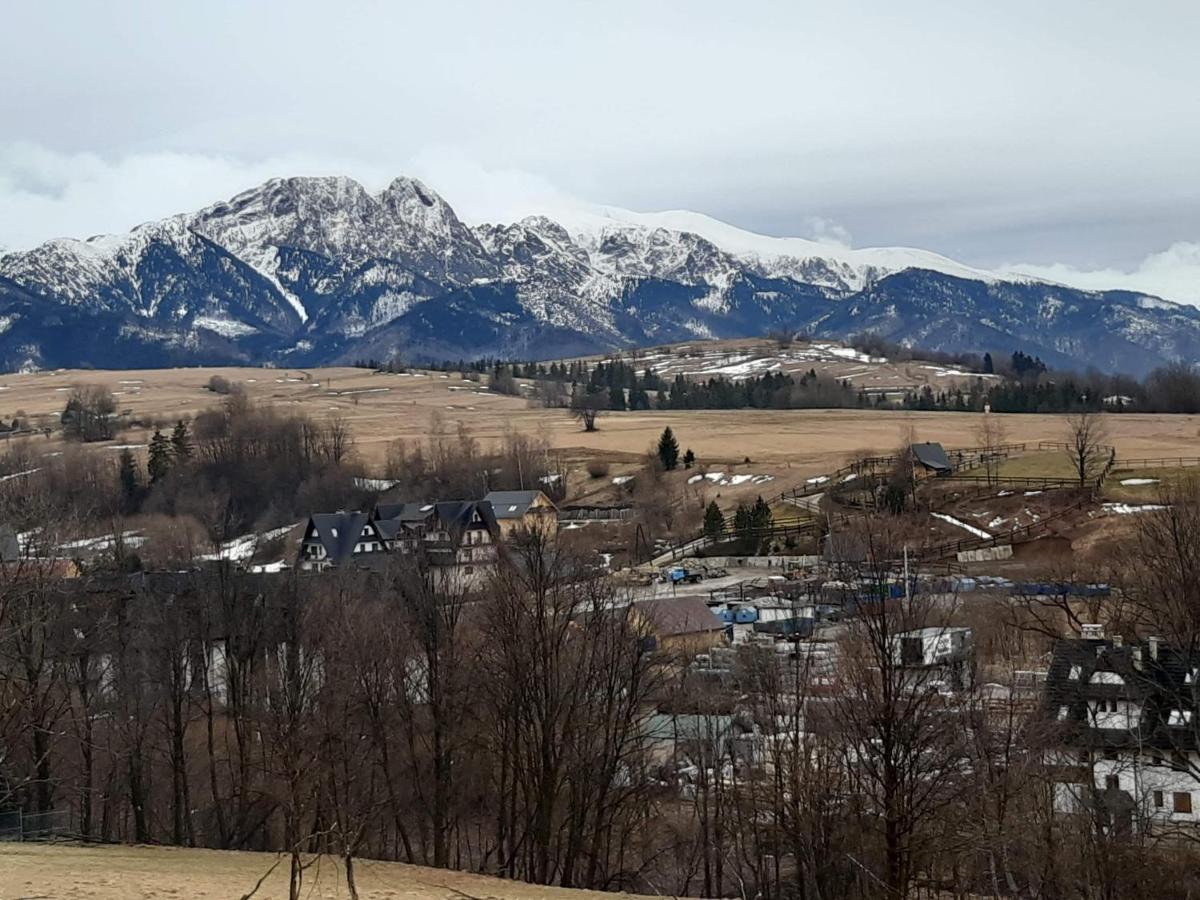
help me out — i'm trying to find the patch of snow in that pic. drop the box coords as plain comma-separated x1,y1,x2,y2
1120,478,1159,486
932,512,992,540
59,532,147,552
193,315,259,338
0,468,39,482
612,475,635,485
806,475,830,485
1102,503,1167,515
200,524,295,561
354,477,397,491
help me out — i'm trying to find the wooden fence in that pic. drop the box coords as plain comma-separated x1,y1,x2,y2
1112,457,1200,470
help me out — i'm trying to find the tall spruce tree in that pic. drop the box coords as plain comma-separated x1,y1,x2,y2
170,419,192,461
657,427,680,471
147,430,172,484
703,500,725,538
118,449,141,512
608,385,627,411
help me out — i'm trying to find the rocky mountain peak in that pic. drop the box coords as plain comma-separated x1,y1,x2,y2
0,172,1197,375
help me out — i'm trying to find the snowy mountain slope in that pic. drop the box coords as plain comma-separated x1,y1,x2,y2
1,174,1199,374
549,205,1000,291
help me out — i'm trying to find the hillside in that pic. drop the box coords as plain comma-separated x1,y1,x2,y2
3,176,1200,375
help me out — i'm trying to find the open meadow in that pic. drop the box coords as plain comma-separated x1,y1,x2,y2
2,366,1199,483
0,842,649,900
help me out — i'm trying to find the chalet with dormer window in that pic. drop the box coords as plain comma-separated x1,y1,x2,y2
1043,629,1200,832
298,513,388,571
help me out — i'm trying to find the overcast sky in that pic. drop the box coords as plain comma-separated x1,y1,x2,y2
2,1,1198,301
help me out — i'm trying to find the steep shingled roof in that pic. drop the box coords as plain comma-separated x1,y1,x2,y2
911,442,952,472
483,490,555,520
305,513,379,567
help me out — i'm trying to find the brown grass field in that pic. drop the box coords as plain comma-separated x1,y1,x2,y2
2,365,1199,488
0,842,650,900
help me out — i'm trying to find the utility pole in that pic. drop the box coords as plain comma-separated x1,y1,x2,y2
903,544,910,604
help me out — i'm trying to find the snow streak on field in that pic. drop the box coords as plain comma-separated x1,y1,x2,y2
932,512,993,539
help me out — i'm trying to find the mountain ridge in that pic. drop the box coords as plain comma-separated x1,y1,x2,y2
1,174,1197,376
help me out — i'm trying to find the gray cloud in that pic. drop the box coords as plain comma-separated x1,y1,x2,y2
1,1,1197,300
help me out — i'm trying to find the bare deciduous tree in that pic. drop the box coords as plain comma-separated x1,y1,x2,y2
974,412,1007,486
1064,410,1110,488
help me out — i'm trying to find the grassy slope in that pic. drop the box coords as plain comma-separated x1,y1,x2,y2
0,843,655,900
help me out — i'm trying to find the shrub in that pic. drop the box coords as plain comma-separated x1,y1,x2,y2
586,460,611,478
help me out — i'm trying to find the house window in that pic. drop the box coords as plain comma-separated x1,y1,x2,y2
1174,792,1192,814
1154,791,1164,808
1069,665,1082,680
1168,709,1193,726
1057,705,1070,720
1105,774,1120,790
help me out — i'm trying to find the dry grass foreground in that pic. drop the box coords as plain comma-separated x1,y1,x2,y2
0,842,657,900
2,365,1200,473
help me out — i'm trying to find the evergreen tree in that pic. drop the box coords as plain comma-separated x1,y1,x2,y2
118,449,141,511
147,429,172,483
170,419,192,461
608,385,627,411
982,352,994,375
733,502,752,540
657,427,680,471
683,448,696,469
703,500,726,538
750,495,773,532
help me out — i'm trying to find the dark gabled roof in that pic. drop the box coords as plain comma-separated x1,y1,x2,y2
306,512,378,567
483,490,555,519
433,500,499,536
374,518,403,541
374,502,437,523
635,596,726,637
911,442,952,472
1044,637,1200,751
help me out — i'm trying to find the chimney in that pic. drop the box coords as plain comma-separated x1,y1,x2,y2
1149,636,1161,661
1112,634,1123,648
1132,647,1143,670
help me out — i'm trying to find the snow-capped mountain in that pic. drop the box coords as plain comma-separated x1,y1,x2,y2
1,175,1199,375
